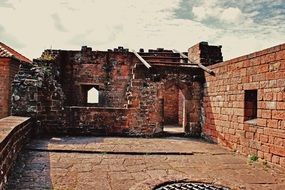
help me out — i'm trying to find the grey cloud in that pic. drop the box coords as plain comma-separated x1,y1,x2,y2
173,0,284,60
51,13,68,32
174,0,198,20
0,0,14,8
175,0,285,32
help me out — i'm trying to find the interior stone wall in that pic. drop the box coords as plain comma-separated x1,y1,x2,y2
202,43,285,167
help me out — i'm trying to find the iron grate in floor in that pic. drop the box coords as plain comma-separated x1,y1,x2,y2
154,182,230,190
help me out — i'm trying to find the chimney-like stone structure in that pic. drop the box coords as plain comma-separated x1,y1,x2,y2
188,42,223,66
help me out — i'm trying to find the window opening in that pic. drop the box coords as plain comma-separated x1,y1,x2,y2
87,87,99,104
244,90,257,121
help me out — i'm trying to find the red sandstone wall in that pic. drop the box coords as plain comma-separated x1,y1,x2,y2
64,106,130,135
59,50,132,107
34,47,208,136
188,42,223,66
164,85,179,125
178,90,185,126
203,43,285,166
0,59,10,118
0,59,19,119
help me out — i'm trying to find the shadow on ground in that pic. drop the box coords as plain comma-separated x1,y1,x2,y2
6,136,285,190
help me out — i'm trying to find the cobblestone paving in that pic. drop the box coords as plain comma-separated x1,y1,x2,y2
7,137,285,190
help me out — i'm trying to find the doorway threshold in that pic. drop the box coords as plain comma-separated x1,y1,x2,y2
163,125,184,135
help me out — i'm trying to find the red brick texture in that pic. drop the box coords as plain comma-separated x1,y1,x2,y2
64,107,130,135
35,47,204,136
0,59,10,119
203,43,285,167
188,42,223,66
55,48,132,108
164,84,179,125
0,58,20,119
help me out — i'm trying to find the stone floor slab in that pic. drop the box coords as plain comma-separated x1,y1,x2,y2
7,137,285,190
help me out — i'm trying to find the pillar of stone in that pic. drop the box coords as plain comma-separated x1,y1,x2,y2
188,42,223,66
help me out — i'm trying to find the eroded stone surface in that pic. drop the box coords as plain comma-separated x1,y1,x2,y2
7,137,285,190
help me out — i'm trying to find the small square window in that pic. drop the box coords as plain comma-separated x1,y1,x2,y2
244,90,257,121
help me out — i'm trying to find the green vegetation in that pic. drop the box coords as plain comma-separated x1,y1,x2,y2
39,53,55,61
249,154,258,162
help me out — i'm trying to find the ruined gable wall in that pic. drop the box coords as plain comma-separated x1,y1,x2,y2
11,46,205,136
56,48,133,107
203,43,285,167
129,65,204,136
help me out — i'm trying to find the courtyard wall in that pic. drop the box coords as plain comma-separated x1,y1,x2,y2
203,43,285,166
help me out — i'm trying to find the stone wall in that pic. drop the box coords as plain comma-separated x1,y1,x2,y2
126,78,164,136
203,43,285,166
0,58,21,119
0,116,33,189
163,85,179,124
131,65,204,136
178,90,185,126
0,58,10,119
45,47,133,108
64,107,130,135
11,45,212,137
188,42,223,66
12,60,65,134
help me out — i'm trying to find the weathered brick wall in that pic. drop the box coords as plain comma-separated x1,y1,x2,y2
0,59,10,119
127,78,164,136
130,66,203,136
203,43,285,166
178,90,185,126
188,42,223,66
48,47,132,107
188,81,203,135
64,107,130,135
164,85,179,124
0,59,20,119
12,61,65,135
12,46,206,136
0,116,33,189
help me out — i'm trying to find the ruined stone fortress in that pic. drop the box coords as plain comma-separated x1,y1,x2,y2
0,41,285,188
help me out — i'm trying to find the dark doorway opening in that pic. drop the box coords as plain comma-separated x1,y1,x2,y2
163,81,190,134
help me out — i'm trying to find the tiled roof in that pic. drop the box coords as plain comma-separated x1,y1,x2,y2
0,42,32,64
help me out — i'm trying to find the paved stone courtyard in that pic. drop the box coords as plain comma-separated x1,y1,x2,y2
7,137,285,190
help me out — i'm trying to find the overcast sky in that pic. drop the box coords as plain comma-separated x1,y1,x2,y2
0,0,284,60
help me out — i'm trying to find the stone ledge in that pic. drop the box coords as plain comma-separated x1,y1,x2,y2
0,116,33,189
0,116,30,143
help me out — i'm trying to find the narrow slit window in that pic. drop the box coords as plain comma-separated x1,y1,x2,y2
87,87,99,104
244,90,257,121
